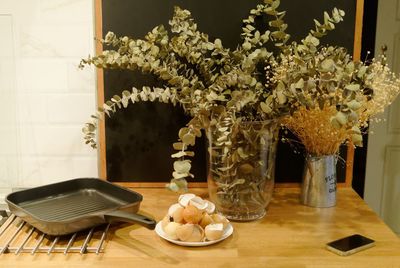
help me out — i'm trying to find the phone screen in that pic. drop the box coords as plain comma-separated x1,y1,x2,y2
327,234,374,252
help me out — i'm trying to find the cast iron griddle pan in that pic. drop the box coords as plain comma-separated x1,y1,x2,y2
6,178,156,235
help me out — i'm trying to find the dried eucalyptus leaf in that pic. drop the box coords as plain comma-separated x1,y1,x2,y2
86,123,96,132
260,102,272,113
295,79,304,89
335,111,347,125
352,133,363,146
172,171,188,179
276,90,287,104
347,100,361,110
182,133,196,145
178,128,190,140
171,151,195,158
239,163,254,174
228,179,246,189
320,59,335,72
173,142,187,150
174,160,191,173
171,151,186,158
237,147,247,158
345,84,360,91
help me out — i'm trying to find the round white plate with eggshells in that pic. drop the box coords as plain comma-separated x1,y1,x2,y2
155,222,233,247
155,193,234,247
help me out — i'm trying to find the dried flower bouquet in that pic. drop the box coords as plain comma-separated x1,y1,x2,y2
79,0,395,193
275,44,400,156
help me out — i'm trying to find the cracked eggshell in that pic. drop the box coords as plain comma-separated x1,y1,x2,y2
205,223,224,241
161,215,172,229
211,214,230,229
163,222,182,240
168,203,184,223
176,224,204,242
178,193,196,207
189,196,208,211
182,205,203,224
205,200,216,214
199,213,214,229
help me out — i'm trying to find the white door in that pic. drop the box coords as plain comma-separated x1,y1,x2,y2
364,0,400,235
0,14,19,209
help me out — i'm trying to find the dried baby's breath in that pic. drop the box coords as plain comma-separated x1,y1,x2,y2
282,106,349,156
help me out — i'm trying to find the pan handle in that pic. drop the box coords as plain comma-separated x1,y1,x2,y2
104,211,156,230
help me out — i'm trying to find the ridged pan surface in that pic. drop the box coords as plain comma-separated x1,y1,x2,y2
19,189,126,221
5,178,144,235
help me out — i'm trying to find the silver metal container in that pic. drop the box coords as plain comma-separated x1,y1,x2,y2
300,155,337,207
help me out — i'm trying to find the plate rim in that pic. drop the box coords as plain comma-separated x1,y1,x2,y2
155,221,233,247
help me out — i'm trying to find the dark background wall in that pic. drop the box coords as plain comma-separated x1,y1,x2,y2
101,0,360,184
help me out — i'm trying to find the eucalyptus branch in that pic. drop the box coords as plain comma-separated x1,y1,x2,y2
298,8,345,53
78,2,397,191
82,86,178,149
241,0,290,54
168,114,207,192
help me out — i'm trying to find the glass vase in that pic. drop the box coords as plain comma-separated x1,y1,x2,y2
300,154,337,207
206,120,278,221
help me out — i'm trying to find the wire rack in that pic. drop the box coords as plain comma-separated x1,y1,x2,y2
0,213,110,255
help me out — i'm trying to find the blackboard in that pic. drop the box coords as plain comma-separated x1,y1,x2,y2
97,0,361,184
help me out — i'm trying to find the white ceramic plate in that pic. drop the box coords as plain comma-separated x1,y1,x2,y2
155,222,233,247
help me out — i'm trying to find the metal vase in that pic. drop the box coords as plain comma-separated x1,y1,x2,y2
300,155,337,207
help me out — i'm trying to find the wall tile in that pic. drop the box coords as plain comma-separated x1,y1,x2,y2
20,24,91,58
17,93,48,124
47,93,95,123
67,61,96,92
0,156,19,188
0,127,19,155
39,0,93,24
19,59,68,92
18,156,97,187
18,125,97,156
72,157,97,178
1,0,97,189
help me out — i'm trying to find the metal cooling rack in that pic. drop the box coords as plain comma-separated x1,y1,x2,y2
0,213,110,255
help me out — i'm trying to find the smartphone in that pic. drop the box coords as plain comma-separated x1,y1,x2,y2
326,234,375,256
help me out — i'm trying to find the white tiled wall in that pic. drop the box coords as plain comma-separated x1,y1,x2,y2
0,0,98,191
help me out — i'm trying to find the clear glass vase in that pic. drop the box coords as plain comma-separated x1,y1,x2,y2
207,120,279,221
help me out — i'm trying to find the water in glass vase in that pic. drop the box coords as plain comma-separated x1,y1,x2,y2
207,120,278,221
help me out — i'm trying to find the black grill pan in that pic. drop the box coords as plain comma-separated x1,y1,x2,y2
6,178,156,235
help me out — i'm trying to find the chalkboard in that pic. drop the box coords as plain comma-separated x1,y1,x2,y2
97,0,361,185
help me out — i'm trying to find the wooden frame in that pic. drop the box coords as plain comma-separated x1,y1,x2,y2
94,0,364,188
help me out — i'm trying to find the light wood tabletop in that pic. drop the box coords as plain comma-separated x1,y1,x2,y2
1,187,399,268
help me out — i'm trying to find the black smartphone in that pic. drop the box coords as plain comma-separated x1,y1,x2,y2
326,234,375,256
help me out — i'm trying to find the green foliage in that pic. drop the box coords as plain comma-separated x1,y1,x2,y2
80,2,351,191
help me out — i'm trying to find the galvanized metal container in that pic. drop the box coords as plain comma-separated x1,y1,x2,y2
300,155,337,207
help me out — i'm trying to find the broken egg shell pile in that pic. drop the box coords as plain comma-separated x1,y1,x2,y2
161,193,229,242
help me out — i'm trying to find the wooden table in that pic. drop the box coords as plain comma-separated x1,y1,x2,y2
1,187,400,267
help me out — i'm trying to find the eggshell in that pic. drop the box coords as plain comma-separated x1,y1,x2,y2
189,196,208,211
211,214,230,229
199,213,214,229
205,223,224,241
176,224,195,241
205,200,216,214
161,215,171,229
182,205,203,224
188,225,204,242
168,203,184,223
178,193,196,207
176,224,204,242
163,222,182,240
